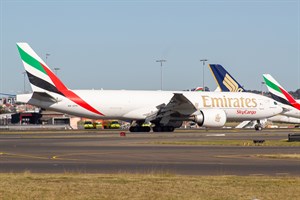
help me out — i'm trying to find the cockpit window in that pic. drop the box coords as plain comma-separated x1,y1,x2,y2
274,101,278,105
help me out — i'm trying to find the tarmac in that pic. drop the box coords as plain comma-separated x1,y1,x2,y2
0,129,299,175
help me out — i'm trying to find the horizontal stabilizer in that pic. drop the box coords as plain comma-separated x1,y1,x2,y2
31,92,59,103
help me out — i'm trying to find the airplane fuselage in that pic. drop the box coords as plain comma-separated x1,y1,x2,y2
18,90,282,121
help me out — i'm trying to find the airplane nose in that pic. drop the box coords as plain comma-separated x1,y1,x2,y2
269,101,283,115
278,106,283,113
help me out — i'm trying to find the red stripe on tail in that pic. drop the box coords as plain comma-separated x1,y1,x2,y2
280,87,300,111
41,63,104,116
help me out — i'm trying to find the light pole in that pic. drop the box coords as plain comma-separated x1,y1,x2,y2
22,71,26,93
156,59,166,90
200,59,208,91
54,67,60,76
46,53,50,65
261,81,265,95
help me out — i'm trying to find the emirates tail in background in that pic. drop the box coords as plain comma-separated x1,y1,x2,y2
263,74,300,111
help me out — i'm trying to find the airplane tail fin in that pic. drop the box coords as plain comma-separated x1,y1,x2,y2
263,74,300,110
17,43,104,116
208,64,245,92
16,43,67,96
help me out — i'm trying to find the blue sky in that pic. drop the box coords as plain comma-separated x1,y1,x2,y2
0,0,299,95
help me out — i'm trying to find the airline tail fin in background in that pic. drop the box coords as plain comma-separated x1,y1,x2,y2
209,64,245,92
263,74,300,110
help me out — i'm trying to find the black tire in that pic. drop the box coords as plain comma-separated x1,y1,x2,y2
153,126,162,132
143,127,151,132
255,124,262,131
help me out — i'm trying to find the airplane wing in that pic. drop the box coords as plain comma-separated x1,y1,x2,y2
146,93,197,125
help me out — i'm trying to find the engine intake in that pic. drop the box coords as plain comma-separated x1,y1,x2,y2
194,109,227,128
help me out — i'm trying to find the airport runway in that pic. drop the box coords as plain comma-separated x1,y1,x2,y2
0,130,299,175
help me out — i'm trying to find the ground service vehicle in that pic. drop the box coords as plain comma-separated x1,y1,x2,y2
84,121,94,129
103,120,120,129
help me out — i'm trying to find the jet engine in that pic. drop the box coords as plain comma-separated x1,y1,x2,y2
193,109,227,128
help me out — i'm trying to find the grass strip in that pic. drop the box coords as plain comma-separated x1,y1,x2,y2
0,173,299,200
154,140,300,146
256,154,300,159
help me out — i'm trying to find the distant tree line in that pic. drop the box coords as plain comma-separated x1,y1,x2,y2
289,89,300,99
247,89,300,99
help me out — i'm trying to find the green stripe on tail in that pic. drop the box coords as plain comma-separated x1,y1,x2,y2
263,76,282,94
17,45,47,75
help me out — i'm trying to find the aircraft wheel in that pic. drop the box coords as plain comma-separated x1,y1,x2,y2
129,126,138,132
152,126,161,132
255,124,262,131
162,126,175,132
143,127,151,132
130,126,151,132
168,126,175,132
152,126,175,132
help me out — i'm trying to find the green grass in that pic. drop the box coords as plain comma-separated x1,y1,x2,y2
154,139,300,146
0,173,299,200
255,154,300,159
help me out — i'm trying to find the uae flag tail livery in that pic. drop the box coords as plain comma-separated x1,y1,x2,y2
263,74,300,111
16,43,104,116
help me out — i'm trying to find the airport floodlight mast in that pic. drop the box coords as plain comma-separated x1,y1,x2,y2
261,81,265,95
45,53,50,64
200,59,208,91
22,71,26,93
54,67,60,76
156,59,167,90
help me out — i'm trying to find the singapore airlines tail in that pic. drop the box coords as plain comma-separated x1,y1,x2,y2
263,74,300,111
209,64,245,92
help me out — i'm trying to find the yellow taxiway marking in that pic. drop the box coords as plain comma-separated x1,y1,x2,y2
0,152,50,160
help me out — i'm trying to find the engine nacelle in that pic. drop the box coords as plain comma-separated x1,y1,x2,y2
194,109,227,128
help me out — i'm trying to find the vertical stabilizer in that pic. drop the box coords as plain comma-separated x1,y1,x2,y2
209,64,245,92
263,74,300,110
17,43,68,95
16,43,104,116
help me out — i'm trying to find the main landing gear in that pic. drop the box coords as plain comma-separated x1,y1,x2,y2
129,126,175,132
152,126,175,132
254,120,263,131
129,120,176,132
129,126,151,132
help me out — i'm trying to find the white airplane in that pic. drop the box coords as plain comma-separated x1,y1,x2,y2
263,74,300,118
209,64,300,127
16,43,282,132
